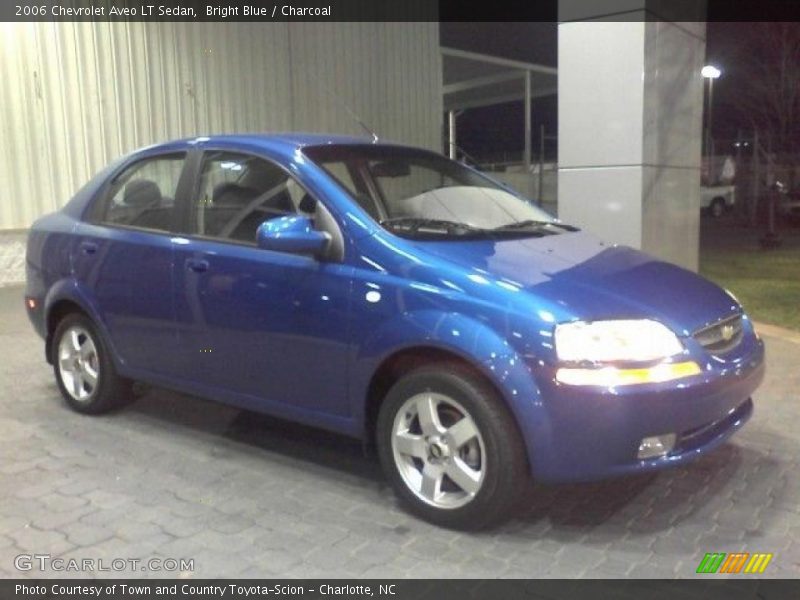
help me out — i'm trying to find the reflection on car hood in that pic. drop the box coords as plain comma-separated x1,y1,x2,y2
412,231,739,335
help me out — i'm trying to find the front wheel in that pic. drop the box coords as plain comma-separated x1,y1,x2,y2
53,313,132,414
376,364,528,529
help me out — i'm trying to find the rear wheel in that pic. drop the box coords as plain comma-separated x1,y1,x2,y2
376,364,528,529
53,313,132,414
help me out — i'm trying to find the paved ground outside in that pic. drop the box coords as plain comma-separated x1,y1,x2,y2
0,232,26,288
0,285,798,579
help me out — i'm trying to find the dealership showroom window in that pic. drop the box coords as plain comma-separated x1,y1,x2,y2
0,0,798,597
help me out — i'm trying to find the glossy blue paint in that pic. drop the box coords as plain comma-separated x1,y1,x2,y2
25,134,765,483
256,215,330,255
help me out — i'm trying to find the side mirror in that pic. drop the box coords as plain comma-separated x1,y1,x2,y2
256,215,330,257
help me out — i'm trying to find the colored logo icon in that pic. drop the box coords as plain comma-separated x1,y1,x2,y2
696,552,773,574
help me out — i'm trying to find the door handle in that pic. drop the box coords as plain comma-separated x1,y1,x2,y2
79,241,98,255
186,258,209,273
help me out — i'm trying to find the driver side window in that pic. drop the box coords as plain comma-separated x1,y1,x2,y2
192,152,308,244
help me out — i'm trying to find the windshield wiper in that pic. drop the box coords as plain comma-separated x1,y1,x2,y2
380,217,487,235
494,220,579,232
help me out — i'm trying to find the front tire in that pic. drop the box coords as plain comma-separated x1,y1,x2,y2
376,364,528,529
52,313,132,414
710,198,725,218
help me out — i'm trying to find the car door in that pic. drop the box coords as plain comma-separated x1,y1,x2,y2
73,152,191,376
171,149,354,417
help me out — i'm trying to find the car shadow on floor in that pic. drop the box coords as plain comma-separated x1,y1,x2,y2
130,387,385,483
128,386,783,537
507,442,787,539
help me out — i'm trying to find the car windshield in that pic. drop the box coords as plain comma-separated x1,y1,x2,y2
304,145,576,240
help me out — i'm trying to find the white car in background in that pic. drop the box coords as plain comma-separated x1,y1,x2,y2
701,185,736,218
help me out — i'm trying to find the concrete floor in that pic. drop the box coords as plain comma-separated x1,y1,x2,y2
0,284,798,579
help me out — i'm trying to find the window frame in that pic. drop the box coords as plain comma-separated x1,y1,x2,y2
177,148,346,261
86,151,191,235
182,150,302,245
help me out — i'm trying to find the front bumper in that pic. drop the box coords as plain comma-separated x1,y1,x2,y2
527,336,765,483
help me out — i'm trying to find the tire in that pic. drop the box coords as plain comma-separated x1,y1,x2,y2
376,364,528,529
52,313,132,414
710,198,725,218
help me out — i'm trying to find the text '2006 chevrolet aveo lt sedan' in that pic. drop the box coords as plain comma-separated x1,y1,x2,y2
25,134,765,529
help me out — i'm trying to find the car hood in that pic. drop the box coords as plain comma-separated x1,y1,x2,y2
412,231,739,336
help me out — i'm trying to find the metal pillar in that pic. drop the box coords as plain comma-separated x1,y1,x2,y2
538,124,546,205
523,70,532,170
704,76,715,166
448,110,457,160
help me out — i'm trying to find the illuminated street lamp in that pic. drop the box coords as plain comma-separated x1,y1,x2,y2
702,65,722,162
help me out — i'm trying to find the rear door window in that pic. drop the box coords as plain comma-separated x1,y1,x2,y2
94,154,187,232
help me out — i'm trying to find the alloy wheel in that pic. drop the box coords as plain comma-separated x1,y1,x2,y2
391,392,486,509
57,326,100,402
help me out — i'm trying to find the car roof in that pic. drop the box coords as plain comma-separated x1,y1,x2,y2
137,132,419,160
211,132,375,147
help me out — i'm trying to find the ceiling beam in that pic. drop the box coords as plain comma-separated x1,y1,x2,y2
443,70,525,95
444,86,558,111
441,46,557,76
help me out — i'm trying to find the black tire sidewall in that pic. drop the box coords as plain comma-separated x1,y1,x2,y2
376,365,527,529
52,313,128,414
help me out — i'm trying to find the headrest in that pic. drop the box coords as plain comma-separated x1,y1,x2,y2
298,194,317,214
124,179,162,208
239,163,285,191
214,182,266,207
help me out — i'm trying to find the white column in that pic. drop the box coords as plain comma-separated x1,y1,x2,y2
557,3,706,271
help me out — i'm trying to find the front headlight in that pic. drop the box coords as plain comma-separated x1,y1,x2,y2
554,319,684,363
554,319,700,386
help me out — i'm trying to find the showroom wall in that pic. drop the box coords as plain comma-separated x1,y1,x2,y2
0,21,442,231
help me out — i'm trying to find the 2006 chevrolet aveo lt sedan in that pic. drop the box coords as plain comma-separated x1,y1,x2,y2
26,134,765,528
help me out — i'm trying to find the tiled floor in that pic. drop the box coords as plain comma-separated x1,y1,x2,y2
0,285,797,579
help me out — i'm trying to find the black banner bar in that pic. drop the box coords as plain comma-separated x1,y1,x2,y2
3,580,800,600
1,1,438,23
3,0,800,22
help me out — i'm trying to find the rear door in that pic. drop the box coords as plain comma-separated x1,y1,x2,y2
73,152,192,376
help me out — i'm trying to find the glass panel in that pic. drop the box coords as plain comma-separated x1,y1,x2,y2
192,152,304,243
101,154,186,231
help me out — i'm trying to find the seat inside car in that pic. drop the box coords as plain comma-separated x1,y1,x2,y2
123,178,172,230
209,166,296,242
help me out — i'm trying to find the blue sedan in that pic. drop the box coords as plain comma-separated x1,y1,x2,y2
25,134,765,528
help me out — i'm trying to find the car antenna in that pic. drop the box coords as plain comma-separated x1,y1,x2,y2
348,107,379,143
321,81,379,142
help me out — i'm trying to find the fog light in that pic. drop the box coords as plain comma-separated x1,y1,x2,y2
637,433,676,459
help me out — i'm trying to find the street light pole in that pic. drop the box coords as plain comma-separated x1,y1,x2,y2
701,65,721,175
707,76,714,158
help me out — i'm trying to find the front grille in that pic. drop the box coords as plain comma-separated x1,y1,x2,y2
693,314,744,355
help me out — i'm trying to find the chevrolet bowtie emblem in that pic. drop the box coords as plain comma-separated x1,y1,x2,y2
721,324,735,341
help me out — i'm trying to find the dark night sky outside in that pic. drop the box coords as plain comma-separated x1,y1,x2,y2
440,23,557,162
441,22,788,162
704,23,796,145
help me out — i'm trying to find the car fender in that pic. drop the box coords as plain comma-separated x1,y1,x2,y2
351,309,552,477
43,277,124,370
